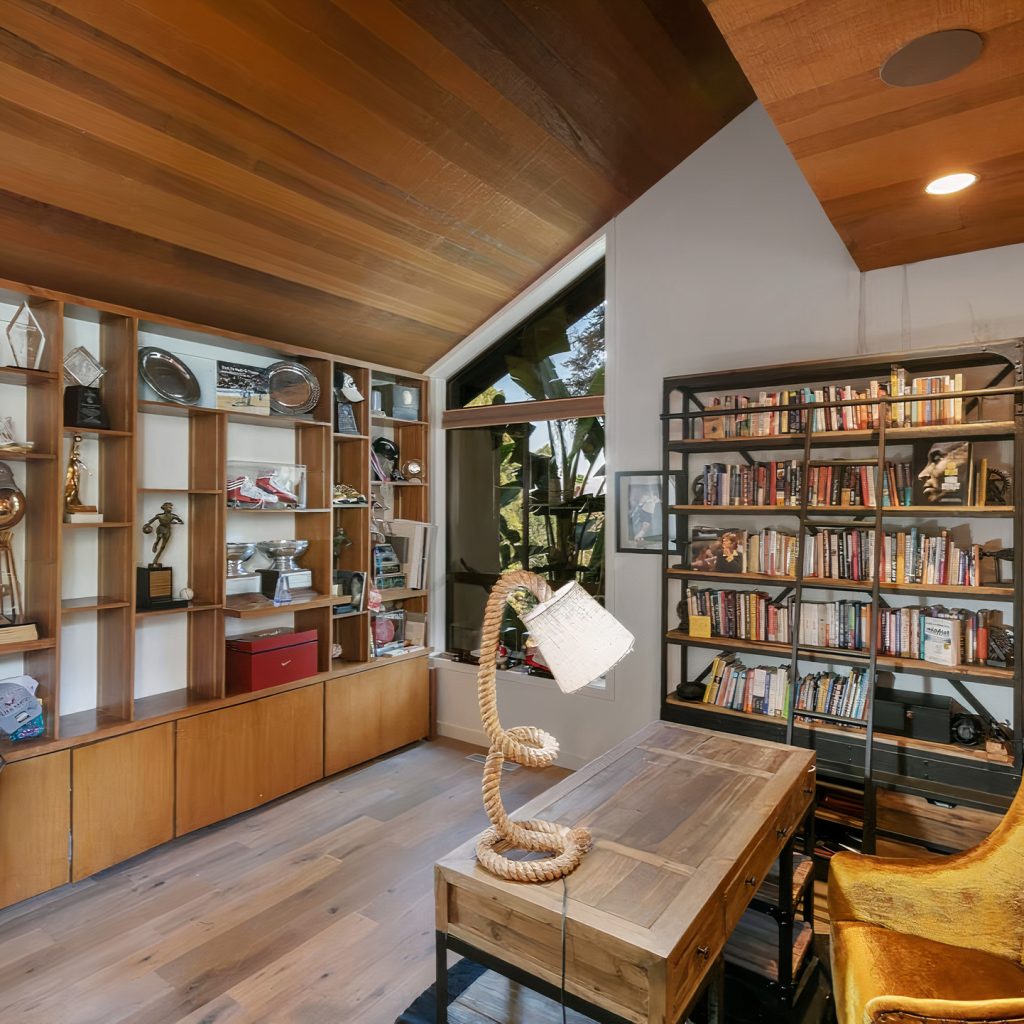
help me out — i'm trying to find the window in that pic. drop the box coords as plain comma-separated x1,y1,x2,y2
445,264,605,662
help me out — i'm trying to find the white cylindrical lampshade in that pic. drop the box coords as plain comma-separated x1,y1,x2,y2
522,582,634,693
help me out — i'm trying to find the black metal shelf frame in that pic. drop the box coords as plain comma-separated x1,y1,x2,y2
660,340,1024,858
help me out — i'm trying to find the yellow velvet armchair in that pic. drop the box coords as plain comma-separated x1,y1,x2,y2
829,785,1024,1023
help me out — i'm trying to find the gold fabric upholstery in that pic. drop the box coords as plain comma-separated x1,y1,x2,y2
829,785,1024,1022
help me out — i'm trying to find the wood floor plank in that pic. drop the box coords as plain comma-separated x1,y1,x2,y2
0,738,567,1023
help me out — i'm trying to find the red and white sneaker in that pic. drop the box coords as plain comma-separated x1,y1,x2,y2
256,474,300,506
227,476,273,508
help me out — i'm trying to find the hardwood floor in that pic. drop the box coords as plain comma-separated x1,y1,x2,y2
0,738,568,1024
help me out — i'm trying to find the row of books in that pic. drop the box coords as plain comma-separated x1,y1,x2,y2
684,586,1000,668
701,656,788,717
695,460,914,508
690,369,966,439
793,668,869,721
383,519,435,591
691,526,995,588
878,606,998,666
684,587,871,651
699,655,868,722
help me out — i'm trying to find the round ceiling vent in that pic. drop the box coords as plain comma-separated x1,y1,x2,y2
880,29,984,87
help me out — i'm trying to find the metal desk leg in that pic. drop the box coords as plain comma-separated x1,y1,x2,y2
707,957,725,1024
436,930,448,1024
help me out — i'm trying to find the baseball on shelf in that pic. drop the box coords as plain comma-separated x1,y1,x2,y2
179,587,194,601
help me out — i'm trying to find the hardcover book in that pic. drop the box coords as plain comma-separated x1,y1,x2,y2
912,439,972,505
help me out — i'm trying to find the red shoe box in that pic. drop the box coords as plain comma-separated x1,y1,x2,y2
226,627,319,694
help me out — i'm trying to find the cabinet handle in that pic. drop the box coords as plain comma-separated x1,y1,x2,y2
776,825,791,838
745,876,757,886
803,785,814,795
696,945,710,960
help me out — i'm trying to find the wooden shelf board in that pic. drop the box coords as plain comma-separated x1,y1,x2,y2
135,603,220,619
0,365,57,385
671,504,1015,518
223,594,335,618
225,409,330,429
672,421,1015,453
334,432,370,440
331,609,367,620
756,853,814,907
725,914,813,982
0,449,54,461
0,635,56,655
63,521,131,529
226,506,332,513
63,425,132,438
137,399,211,418
665,631,1015,683
59,707,133,741
61,596,130,613
378,588,428,602
371,415,428,427
667,568,1014,599
371,480,427,487
137,487,223,494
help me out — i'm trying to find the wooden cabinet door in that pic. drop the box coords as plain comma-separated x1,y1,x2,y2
175,683,324,835
325,658,429,775
0,750,70,908
72,724,174,881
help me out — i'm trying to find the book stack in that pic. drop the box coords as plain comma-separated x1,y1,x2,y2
701,655,789,717
793,669,868,721
890,369,965,427
695,460,912,507
880,529,983,587
0,621,39,646
385,519,435,591
877,606,997,665
691,366,966,439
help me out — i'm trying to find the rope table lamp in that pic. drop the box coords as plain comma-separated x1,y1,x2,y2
475,571,634,884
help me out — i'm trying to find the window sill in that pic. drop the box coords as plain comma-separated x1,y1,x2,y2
431,653,613,700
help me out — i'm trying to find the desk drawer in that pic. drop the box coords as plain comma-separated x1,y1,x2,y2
667,899,725,1023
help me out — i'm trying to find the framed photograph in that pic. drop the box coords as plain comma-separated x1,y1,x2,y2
216,360,270,415
912,439,972,506
616,471,673,553
335,570,367,613
689,528,747,573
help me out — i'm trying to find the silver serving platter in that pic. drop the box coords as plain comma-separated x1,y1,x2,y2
139,347,201,406
267,361,320,415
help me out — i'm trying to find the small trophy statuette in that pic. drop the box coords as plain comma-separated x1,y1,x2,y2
137,502,190,609
63,345,109,429
64,433,102,523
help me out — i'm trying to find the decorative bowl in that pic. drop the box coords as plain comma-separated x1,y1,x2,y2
256,539,309,573
225,541,257,578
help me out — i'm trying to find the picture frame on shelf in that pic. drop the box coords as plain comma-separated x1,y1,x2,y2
336,401,360,435
216,360,270,415
615,471,674,553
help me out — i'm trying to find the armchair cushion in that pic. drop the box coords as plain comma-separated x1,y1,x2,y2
833,921,1024,1023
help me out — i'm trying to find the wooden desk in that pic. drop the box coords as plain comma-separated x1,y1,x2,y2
435,721,815,1024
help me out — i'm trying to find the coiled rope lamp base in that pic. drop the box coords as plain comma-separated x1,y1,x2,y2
473,571,606,884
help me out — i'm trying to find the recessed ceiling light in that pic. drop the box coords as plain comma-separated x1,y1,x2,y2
881,30,984,87
925,172,978,195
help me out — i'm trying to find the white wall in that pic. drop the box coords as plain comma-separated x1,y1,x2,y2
434,103,862,765
433,102,1024,766
862,243,1024,352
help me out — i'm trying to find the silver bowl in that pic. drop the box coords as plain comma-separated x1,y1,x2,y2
256,539,309,573
226,541,257,578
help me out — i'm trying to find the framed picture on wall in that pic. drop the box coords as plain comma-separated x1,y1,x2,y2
615,471,674,553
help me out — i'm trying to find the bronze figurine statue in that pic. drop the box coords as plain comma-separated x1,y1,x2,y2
64,432,97,514
142,502,183,567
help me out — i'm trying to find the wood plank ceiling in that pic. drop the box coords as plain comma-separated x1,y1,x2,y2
0,0,752,370
704,0,1024,271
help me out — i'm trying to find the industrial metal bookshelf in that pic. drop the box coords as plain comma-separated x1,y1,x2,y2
660,341,1023,1013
